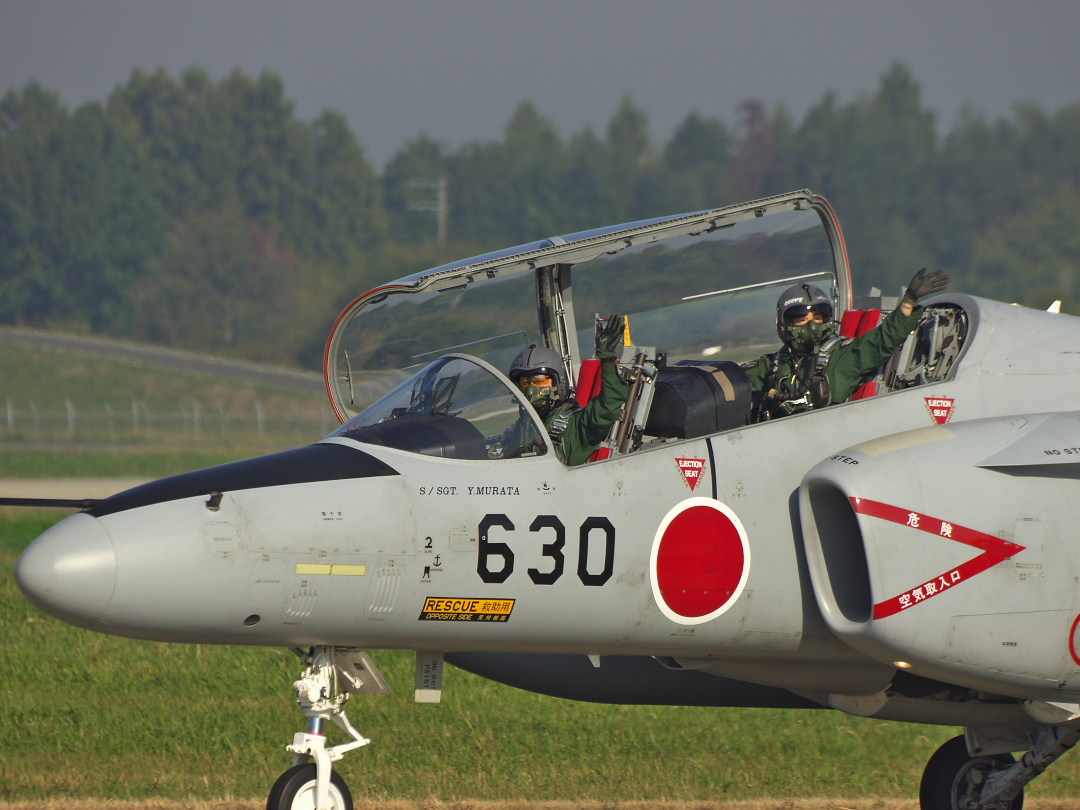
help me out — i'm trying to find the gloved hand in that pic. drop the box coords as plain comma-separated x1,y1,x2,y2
904,268,949,305
595,313,624,360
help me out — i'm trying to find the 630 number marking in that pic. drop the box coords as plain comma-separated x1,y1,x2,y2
477,514,615,586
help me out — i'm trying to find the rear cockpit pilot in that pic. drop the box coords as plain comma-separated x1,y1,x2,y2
745,269,948,420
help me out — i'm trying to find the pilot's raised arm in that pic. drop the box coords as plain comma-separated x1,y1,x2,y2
504,314,629,466
745,269,948,420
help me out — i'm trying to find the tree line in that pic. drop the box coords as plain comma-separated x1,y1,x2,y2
2,63,1078,369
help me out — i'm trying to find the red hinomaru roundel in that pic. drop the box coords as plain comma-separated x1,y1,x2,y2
650,497,751,625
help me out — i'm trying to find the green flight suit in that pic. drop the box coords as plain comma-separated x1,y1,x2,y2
488,357,629,465
744,305,923,416
545,357,629,467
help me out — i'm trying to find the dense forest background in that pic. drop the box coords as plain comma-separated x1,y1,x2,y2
2,62,1079,370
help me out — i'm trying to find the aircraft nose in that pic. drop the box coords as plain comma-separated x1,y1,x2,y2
16,513,116,627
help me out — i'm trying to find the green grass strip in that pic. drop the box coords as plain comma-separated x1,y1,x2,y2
0,448,269,479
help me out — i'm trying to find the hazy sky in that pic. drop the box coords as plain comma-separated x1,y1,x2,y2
3,1,1080,168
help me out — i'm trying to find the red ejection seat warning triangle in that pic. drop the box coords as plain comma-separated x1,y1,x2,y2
924,396,955,425
675,458,705,491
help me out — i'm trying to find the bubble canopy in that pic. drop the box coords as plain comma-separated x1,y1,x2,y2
324,190,851,430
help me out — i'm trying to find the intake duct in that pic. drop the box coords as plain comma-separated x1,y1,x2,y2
803,480,872,624
797,414,1080,701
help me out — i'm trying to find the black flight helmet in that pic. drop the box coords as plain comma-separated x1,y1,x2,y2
776,284,834,345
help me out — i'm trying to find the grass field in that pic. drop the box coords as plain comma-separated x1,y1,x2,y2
0,447,267,479
0,340,332,482
0,341,323,415
0,341,330,449
4,511,1080,804
0,803,1076,810
2,802,1079,810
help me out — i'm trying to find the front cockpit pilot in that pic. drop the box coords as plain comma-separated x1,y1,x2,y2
490,315,629,465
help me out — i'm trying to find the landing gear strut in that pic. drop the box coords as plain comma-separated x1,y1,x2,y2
267,647,391,810
920,726,1080,810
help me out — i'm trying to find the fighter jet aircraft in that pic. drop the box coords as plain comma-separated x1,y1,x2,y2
13,189,1080,810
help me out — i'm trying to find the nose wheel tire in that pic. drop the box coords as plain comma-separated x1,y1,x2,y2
267,764,354,810
920,735,1023,810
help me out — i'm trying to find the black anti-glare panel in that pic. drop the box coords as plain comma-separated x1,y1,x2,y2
87,444,398,518
342,413,489,459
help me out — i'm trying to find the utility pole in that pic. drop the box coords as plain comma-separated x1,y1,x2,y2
406,177,448,246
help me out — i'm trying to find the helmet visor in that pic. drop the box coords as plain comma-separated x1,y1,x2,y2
517,373,555,390
783,303,833,325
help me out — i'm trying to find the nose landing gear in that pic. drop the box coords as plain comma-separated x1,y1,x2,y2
268,647,392,810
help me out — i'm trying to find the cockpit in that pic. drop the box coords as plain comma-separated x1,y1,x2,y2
330,355,550,461
324,190,968,463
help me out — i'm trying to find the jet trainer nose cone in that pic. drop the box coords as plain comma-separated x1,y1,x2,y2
16,513,116,627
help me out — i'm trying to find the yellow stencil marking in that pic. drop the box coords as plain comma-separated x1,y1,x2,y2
330,564,367,576
295,563,366,576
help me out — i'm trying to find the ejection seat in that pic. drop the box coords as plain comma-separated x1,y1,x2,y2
575,358,614,462
841,303,969,398
839,308,885,400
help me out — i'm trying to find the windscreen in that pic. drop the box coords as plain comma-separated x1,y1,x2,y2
570,208,836,365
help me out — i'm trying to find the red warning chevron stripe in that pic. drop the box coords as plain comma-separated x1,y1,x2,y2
849,497,1026,620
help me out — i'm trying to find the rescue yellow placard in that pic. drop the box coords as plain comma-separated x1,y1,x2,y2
418,597,515,622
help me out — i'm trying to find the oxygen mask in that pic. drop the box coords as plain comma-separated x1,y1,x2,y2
784,303,835,351
788,319,835,349
518,373,558,412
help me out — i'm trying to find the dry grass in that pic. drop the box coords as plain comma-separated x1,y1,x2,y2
2,801,1078,810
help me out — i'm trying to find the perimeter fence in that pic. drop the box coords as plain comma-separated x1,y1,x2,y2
2,398,338,444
